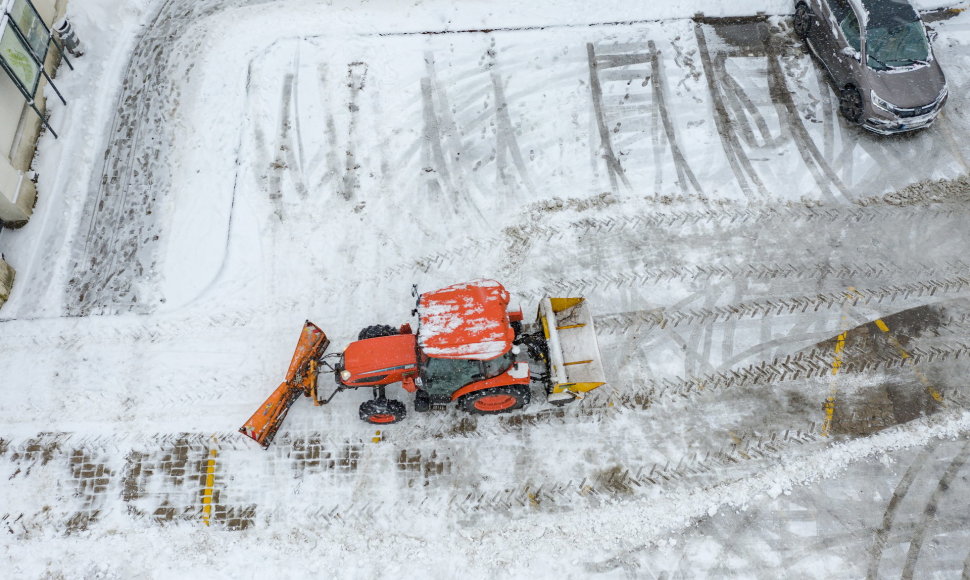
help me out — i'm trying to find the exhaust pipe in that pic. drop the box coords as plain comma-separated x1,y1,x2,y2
53,18,83,57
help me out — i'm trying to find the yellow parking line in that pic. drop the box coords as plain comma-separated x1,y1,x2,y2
821,331,847,437
874,319,943,403
201,444,218,526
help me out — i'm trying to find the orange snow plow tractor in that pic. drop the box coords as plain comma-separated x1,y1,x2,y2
240,280,607,448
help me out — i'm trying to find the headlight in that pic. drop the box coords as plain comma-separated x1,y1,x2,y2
340,370,352,381
870,90,894,112
938,84,948,103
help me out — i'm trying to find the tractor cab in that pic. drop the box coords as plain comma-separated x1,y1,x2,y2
412,280,531,410
418,350,519,397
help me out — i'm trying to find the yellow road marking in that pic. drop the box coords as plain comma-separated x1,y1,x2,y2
831,331,847,375
201,442,218,526
822,331,847,437
372,430,383,443
874,318,943,403
822,290,856,437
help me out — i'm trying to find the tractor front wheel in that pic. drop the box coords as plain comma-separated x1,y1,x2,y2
357,325,399,341
359,399,407,424
460,385,530,415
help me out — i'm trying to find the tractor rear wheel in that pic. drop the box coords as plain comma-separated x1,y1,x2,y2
359,399,407,424
357,325,399,341
460,385,530,415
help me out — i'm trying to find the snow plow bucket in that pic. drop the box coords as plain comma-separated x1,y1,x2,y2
538,297,606,400
240,321,330,448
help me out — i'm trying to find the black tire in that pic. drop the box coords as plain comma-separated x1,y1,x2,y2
793,3,813,39
414,390,431,413
357,324,399,341
459,385,530,415
359,399,407,424
839,85,865,124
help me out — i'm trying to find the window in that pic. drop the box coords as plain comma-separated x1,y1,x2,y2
865,21,929,68
840,11,861,52
421,357,483,394
827,0,852,22
483,351,515,379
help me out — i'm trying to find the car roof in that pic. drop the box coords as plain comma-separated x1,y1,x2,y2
854,0,920,29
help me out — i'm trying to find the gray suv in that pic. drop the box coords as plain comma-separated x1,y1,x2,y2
793,0,948,134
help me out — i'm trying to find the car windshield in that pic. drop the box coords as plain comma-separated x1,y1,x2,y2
866,21,929,68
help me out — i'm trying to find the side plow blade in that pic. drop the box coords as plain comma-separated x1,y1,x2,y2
239,321,330,448
239,382,304,448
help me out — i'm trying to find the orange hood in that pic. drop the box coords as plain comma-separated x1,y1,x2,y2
342,334,418,380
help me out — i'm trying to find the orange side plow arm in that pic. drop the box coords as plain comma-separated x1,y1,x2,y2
239,381,304,448
239,321,330,448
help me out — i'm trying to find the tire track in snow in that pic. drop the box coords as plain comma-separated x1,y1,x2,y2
420,51,469,207
648,40,703,196
586,43,632,193
763,23,850,204
597,336,970,408
382,198,969,281
65,0,255,315
718,60,784,149
900,438,970,579
866,439,940,580
490,67,537,196
693,22,769,200
67,0,180,315
590,274,970,335
340,62,367,201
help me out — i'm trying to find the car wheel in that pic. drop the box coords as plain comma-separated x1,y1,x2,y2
793,3,813,38
839,85,865,124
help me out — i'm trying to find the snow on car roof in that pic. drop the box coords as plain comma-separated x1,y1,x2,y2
417,279,515,360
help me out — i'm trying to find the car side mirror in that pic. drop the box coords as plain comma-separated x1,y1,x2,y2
841,46,861,61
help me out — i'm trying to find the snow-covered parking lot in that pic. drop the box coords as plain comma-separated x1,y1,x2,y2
2,0,970,577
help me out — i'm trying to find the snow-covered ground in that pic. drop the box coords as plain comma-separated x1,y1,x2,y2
2,0,970,577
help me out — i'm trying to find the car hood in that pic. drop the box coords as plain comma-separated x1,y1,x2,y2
865,59,947,109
